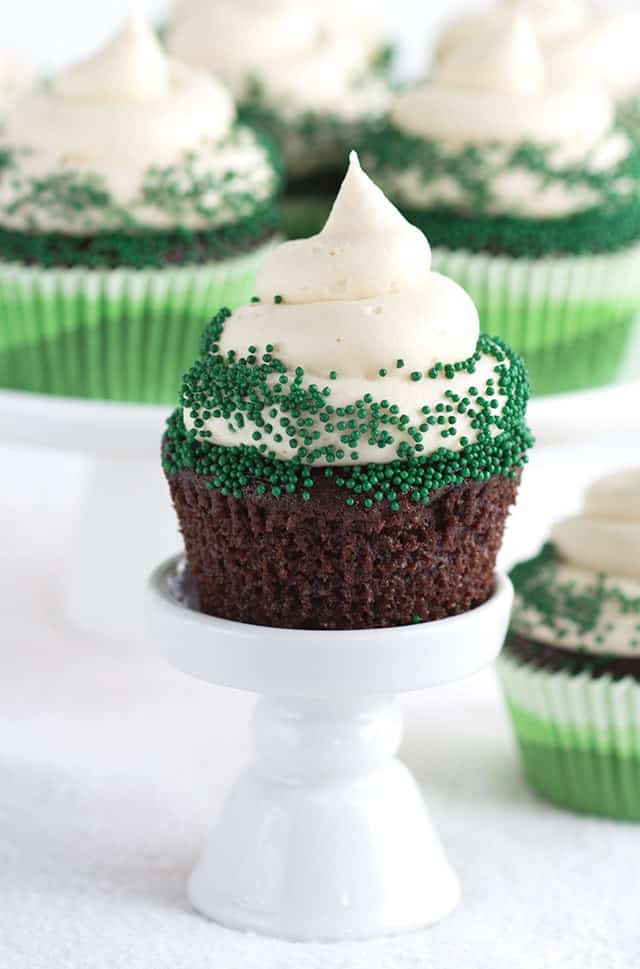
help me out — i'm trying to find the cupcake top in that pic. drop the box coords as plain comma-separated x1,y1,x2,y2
511,469,640,657
0,50,35,112
367,11,636,222
0,14,280,237
547,7,640,101
165,153,532,503
433,0,589,66
165,0,388,122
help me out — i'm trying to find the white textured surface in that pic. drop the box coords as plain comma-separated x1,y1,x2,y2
2,434,640,967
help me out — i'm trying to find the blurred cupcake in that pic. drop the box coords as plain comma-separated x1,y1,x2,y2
0,50,35,114
500,469,640,820
364,11,640,397
433,0,589,67
0,14,282,403
165,0,390,238
545,8,640,143
163,153,533,630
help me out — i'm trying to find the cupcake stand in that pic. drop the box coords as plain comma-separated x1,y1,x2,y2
148,555,513,940
1,377,639,640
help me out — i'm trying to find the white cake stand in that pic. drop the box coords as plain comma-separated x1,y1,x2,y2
148,555,513,942
0,389,175,643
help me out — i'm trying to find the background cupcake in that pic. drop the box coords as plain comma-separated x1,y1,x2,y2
433,0,589,68
500,468,640,821
363,11,640,397
163,154,533,630
0,14,282,403
165,0,390,238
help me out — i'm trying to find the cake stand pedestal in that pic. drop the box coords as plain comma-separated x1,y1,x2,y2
0,390,172,643
148,556,513,942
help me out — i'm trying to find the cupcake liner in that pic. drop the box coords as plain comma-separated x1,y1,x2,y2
431,244,640,396
0,244,272,403
499,652,640,820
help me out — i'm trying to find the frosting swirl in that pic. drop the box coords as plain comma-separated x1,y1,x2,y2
547,8,640,100
379,11,630,219
512,470,640,658
434,0,589,67
184,154,529,467
397,12,610,147
166,0,386,118
0,15,278,234
552,469,640,582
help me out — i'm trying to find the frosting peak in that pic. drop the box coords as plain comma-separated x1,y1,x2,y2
552,469,640,581
256,152,432,304
437,11,545,96
54,14,170,103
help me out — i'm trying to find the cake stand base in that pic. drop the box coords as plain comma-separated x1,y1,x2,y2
149,557,513,942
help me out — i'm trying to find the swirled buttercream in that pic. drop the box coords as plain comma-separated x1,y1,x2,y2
380,11,628,219
184,154,528,466
166,0,385,116
0,14,278,233
547,8,640,99
396,11,611,146
433,0,589,67
512,469,640,657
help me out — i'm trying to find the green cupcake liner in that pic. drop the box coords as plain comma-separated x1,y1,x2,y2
431,244,640,396
0,245,271,403
499,652,640,821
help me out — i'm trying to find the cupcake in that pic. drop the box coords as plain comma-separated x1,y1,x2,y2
500,469,640,820
545,8,640,144
0,14,282,403
0,50,34,114
165,0,390,239
163,153,533,630
433,0,589,68
363,11,640,397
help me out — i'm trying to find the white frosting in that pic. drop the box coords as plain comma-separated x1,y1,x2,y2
552,469,640,582
396,12,611,146
385,11,624,219
514,469,640,658
0,15,277,233
0,50,34,111
433,0,590,66
547,8,640,99
166,0,387,117
184,154,517,467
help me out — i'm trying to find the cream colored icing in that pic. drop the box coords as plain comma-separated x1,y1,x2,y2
433,0,590,66
0,15,277,233
396,11,611,146
552,469,640,582
547,8,640,99
385,11,625,219
513,469,640,657
166,0,387,117
183,153,523,467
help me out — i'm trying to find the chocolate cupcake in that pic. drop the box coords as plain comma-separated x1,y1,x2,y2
500,469,640,820
364,11,640,396
0,15,282,402
165,0,390,238
163,153,533,630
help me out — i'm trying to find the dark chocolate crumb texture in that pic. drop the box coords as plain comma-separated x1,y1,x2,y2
163,154,533,628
